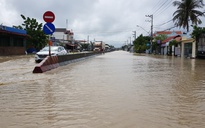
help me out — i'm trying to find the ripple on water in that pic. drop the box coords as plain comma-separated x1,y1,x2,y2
1,52,205,128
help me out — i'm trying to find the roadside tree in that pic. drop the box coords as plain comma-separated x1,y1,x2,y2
133,34,150,53
191,25,205,41
13,14,48,51
172,0,205,32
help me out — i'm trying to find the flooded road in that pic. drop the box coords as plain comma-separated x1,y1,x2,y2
0,51,205,128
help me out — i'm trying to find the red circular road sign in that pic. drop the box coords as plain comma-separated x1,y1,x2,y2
43,11,55,23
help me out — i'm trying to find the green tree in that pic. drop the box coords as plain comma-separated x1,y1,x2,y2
191,25,205,41
14,14,48,51
133,34,150,53
173,0,205,32
191,25,205,51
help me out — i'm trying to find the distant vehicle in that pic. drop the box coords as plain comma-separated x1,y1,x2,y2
93,41,105,52
35,46,67,63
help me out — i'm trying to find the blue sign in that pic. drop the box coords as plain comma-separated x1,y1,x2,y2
50,37,55,42
146,42,150,46
43,23,55,35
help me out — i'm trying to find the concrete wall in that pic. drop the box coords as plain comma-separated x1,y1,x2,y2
58,52,100,63
33,52,103,73
0,47,25,55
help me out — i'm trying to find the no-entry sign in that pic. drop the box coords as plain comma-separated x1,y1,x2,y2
43,11,55,23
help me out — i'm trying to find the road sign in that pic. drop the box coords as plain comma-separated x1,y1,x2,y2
50,37,55,42
43,23,55,35
43,11,55,23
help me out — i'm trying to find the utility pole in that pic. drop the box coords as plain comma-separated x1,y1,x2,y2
146,14,153,53
87,35,89,50
87,35,89,44
132,31,136,40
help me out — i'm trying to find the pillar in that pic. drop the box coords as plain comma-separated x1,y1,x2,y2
191,41,196,58
181,42,184,58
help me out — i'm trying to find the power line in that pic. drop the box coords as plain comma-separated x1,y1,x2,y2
152,0,171,15
154,0,174,18
140,0,164,30
148,0,175,32
147,0,164,14
161,25,177,32
155,19,173,26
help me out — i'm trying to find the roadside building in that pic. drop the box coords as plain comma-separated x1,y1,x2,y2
197,33,205,58
161,35,182,55
0,25,27,55
53,28,78,52
52,28,67,45
180,37,196,58
154,30,197,58
153,31,183,55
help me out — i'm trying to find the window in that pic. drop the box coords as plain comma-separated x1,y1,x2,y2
13,37,24,47
0,35,10,46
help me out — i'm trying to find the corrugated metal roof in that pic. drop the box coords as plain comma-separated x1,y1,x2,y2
0,25,27,36
0,29,27,37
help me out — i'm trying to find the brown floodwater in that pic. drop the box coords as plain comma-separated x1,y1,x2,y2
0,51,205,128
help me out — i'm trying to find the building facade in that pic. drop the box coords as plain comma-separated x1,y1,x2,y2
0,25,27,55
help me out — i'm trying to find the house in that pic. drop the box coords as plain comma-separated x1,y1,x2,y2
0,25,27,55
161,35,182,55
153,31,183,55
180,37,196,58
53,28,78,51
197,33,205,58
155,30,197,58
52,28,68,45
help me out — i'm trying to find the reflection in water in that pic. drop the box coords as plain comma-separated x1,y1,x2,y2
0,51,205,128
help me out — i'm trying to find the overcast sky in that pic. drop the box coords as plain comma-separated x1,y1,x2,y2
1,0,205,47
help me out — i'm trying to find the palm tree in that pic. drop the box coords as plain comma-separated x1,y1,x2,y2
173,0,205,32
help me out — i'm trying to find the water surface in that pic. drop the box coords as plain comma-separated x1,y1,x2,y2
0,51,205,128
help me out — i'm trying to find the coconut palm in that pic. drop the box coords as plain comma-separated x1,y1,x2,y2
173,0,205,32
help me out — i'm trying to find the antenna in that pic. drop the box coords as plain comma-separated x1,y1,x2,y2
66,19,68,30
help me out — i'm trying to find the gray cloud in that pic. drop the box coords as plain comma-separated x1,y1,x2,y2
1,0,205,47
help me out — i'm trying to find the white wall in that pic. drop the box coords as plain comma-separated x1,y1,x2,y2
53,32,66,40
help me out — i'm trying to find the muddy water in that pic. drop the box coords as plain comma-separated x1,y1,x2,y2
0,51,205,128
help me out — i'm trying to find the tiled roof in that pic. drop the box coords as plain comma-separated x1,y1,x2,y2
162,35,182,43
154,31,182,36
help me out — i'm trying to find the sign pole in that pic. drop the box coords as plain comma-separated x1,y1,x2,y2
43,11,55,57
49,35,51,56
